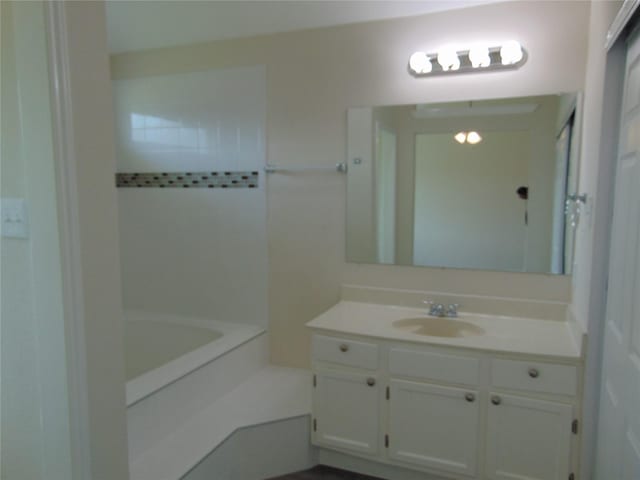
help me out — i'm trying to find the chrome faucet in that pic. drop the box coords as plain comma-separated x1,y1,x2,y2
424,301,461,318
446,303,460,318
424,301,445,317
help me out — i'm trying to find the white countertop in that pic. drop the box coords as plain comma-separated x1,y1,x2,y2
306,301,582,360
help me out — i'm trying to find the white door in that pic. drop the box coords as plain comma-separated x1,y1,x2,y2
594,27,640,480
388,379,479,477
485,393,573,480
312,370,380,455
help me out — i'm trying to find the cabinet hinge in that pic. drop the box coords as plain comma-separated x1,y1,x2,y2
572,419,578,435
313,418,317,432
384,434,389,448
569,473,575,480
386,386,390,400
313,374,316,387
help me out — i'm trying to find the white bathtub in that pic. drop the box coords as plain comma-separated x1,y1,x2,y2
125,311,268,463
124,311,265,406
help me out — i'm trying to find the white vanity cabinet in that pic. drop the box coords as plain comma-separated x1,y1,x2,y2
485,359,577,480
310,333,581,480
311,335,382,456
485,393,573,480
388,379,480,476
313,369,380,456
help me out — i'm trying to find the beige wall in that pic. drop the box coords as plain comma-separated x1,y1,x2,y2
112,0,589,368
1,3,49,477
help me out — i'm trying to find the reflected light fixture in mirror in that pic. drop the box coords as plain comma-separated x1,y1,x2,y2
466,131,482,144
454,131,483,144
454,132,467,144
345,93,581,275
408,41,526,77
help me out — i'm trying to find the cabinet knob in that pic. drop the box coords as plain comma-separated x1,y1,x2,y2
528,368,540,378
491,395,502,405
465,393,475,403
339,344,349,352
366,377,376,387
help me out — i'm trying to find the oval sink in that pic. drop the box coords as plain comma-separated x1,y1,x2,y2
393,317,484,338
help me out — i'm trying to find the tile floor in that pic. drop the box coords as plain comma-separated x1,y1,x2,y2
267,465,385,480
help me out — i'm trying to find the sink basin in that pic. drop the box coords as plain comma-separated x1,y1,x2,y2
392,317,484,338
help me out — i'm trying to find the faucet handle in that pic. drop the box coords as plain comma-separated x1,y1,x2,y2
446,303,460,317
424,301,446,317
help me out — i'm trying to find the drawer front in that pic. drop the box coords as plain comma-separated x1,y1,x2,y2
312,335,379,370
389,348,480,386
491,359,577,396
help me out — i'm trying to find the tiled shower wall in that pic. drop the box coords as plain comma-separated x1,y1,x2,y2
113,66,267,327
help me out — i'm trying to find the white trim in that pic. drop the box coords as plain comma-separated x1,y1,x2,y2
44,3,92,479
606,0,639,50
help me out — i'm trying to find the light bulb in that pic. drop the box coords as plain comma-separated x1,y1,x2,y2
500,40,523,65
468,45,491,68
454,132,467,144
466,131,482,144
437,47,460,71
409,52,433,74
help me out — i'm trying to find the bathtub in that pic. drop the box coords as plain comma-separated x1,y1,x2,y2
124,310,265,406
124,311,268,462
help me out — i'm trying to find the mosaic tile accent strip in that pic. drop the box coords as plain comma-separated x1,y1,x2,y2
116,171,259,189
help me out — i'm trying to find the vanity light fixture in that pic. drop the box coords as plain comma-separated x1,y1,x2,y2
500,40,524,65
408,41,527,77
437,47,460,71
408,51,433,74
468,45,491,68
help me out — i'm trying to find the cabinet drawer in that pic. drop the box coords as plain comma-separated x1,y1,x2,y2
312,335,379,370
389,347,480,386
491,359,577,396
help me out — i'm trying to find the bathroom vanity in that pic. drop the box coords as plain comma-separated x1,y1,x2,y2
307,300,583,480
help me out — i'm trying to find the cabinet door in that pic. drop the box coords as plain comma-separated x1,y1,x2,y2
388,379,480,476
486,393,572,480
312,370,380,455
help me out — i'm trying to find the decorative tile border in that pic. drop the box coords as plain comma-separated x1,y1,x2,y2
116,171,259,189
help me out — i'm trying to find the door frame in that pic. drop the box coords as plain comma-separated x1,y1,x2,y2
581,2,640,478
40,2,129,479
44,3,92,478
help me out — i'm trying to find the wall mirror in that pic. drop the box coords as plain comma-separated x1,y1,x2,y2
346,93,582,275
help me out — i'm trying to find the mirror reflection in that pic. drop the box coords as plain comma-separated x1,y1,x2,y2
346,94,581,275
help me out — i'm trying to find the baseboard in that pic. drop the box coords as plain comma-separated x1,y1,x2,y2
318,448,449,480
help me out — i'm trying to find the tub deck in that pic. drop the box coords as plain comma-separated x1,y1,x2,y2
129,365,311,480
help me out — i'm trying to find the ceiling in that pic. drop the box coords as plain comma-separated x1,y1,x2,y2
106,0,504,54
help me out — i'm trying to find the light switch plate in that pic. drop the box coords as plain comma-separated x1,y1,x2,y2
1,198,29,239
